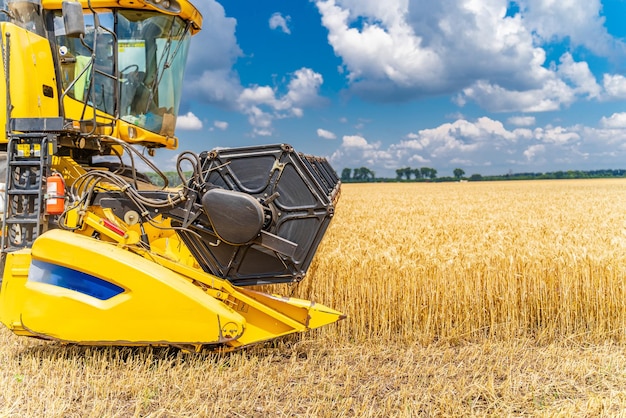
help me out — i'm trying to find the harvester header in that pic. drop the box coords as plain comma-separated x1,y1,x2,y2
0,0,343,351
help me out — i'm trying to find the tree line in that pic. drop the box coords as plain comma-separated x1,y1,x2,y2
141,167,626,186
394,167,439,180
341,166,440,181
340,167,626,183
341,167,376,181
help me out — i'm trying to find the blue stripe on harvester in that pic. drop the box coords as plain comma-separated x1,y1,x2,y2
29,260,124,300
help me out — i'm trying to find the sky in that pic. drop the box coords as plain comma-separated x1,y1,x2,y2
156,0,626,178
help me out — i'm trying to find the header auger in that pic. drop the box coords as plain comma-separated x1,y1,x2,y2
0,0,343,351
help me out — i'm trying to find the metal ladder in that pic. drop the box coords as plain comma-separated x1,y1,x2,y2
1,134,52,252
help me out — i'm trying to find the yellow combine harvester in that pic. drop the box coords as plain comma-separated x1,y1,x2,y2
0,0,343,351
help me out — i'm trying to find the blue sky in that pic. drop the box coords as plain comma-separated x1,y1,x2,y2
157,0,626,178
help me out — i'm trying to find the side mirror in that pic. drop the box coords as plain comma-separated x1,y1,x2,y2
61,1,84,38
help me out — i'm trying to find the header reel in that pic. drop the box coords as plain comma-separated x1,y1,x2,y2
174,143,340,286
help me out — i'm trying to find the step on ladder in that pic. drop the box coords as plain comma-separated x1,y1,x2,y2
1,134,53,252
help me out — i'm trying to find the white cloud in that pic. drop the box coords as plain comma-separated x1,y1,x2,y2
239,86,278,107
534,126,580,145
183,1,243,107
508,116,536,127
600,113,626,129
184,69,243,107
186,2,242,71
603,74,626,100
400,118,513,158
286,68,325,107
329,116,626,177
556,53,601,98
331,135,394,170
518,0,620,56
237,68,324,136
523,144,545,161
314,0,624,111
316,0,442,95
408,154,429,164
269,12,291,34
342,135,371,148
458,51,603,112
177,112,203,130
242,105,274,136
317,128,337,139
457,77,575,112
180,2,321,135
214,120,229,130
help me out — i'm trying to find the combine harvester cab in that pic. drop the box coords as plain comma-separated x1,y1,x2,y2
0,0,343,351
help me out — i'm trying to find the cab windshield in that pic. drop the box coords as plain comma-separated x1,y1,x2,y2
54,9,191,136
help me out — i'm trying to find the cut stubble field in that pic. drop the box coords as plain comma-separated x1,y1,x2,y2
3,179,626,417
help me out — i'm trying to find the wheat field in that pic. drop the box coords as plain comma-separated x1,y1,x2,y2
3,179,626,416
300,179,626,345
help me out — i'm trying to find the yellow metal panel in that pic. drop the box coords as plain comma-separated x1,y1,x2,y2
2,229,247,345
0,250,33,335
0,23,60,143
1,230,345,348
7,25,59,118
50,155,87,187
146,251,346,348
237,288,347,330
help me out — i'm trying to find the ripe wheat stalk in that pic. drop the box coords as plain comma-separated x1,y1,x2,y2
283,179,626,345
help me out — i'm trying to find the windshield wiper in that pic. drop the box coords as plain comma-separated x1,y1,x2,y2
143,20,190,114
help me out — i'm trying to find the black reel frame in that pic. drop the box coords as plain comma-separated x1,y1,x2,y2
95,144,341,286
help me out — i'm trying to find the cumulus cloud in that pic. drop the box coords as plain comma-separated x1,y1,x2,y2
331,135,394,170
317,128,337,139
533,126,580,145
269,12,291,34
179,2,324,135
603,74,626,100
330,116,626,177
556,53,601,98
177,112,203,130
600,113,626,129
316,0,443,98
286,68,325,107
183,1,243,107
214,120,229,130
342,135,371,148
455,55,595,112
395,117,515,160
237,68,324,136
518,0,619,56
314,0,625,111
523,144,546,161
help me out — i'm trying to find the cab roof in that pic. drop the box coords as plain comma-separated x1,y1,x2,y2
40,0,203,34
